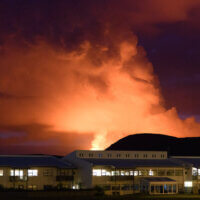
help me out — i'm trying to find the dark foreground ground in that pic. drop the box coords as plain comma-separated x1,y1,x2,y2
1,192,200,200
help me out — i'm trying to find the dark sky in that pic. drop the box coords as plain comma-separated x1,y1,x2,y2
138,23,200,120
1,0,200,155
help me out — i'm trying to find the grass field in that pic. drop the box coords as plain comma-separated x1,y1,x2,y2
1,192,200,200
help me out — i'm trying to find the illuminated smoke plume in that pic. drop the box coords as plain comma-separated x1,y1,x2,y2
1,37,200,151
1,0,200,153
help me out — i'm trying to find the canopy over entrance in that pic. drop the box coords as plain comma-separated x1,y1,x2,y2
140,177,177,194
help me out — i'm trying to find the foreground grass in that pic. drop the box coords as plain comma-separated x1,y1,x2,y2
1,192,200,200
110,194,200,200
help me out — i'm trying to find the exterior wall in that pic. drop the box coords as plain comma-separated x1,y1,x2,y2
0,167,77,190
64,150,188,195
0,167,13,188
76,150,167,160
91,166,185,195
63,152,93,188
171,156,200,193
185,167,200,193
64,151,200,195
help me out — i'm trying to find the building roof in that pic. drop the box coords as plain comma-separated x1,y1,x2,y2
82,158,182,168
172,157,200,168
141,177,176,182
0,155,74,168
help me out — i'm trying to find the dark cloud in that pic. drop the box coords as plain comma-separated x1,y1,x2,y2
138,23,200,115
0,0,199,48
0,123,94,155
0,92,38,100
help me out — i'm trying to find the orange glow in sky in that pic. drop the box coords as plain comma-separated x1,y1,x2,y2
1,38,200,152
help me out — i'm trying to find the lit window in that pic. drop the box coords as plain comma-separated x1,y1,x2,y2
149,169,154,176
130,171,134,176
115,171,120,176
93,169,101,176
10,169,23,179
72,184,79,189
111,171,115,176
121,171,125,176
0,170,3,176
192,167,197,176
28,169,38,177
184,181,192,187
28,185,37,190
10,169,23,176
102,169,106,176
125,171,129,176
10,170,14,176
97,169,111,176
106,171,111,176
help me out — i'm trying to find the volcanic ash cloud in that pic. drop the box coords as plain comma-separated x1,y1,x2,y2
1,36,200,150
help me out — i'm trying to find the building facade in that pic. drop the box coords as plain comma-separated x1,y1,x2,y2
0,151,199,195
0,155,78,190
64,150,199,195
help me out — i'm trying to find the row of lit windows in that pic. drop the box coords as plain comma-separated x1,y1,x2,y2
14,184,79,190
0,169,74,177
0,169,38,179
10,169,38,177
92,169,183,177
79,153,166,158
0,169,50,177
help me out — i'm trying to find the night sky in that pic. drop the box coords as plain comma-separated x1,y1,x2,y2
1,0,200,155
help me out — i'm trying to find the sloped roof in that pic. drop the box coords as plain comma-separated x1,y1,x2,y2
0,155,74,168
82,158,182,168
172,157,200,168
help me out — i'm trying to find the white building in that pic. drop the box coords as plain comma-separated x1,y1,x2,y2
64,150,192,195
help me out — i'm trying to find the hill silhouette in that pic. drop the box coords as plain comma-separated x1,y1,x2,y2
106,133,200,156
